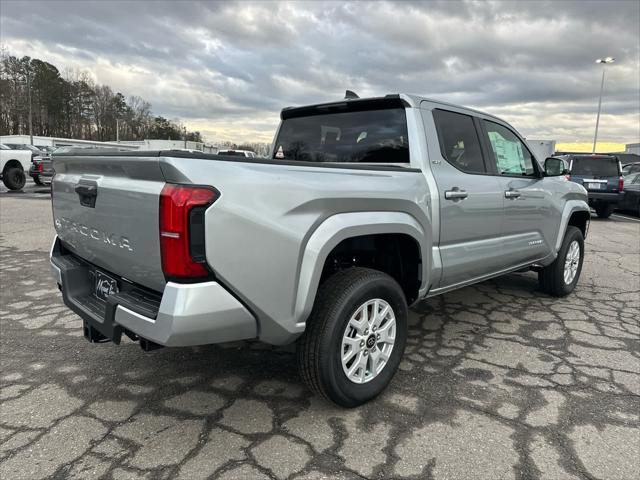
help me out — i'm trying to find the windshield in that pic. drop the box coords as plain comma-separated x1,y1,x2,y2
622,163,640,175
624,172,640,184
571,157,619,176
219,151,247,157
273,107,409,163
7,144,39,153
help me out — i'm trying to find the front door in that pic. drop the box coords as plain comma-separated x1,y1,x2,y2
427,108,505,288
481,119,554,266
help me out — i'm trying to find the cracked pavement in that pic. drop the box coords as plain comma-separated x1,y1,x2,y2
0,191,639,480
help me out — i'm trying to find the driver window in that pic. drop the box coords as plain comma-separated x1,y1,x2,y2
484,120,536,176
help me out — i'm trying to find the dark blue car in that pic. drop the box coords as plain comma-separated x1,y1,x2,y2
557,154,623,218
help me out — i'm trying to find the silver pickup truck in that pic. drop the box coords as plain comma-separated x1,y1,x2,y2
50,94,589,407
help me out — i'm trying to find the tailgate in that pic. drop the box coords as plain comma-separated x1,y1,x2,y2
51,154,166,292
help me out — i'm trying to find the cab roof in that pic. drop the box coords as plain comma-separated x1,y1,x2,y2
280,93,509,124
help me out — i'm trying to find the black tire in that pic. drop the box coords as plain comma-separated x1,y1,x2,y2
595,203,613,218
31,175,44,186
538,226,584,297
2,167,26,190
297,267,408,407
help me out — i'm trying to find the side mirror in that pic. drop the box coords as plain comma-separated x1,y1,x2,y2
544,157,568,176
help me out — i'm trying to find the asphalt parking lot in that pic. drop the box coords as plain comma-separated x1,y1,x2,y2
0,183,638,480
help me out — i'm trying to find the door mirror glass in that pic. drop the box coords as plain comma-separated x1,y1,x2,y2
545,157,568,176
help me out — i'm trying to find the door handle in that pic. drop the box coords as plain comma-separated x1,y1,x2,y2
75,184,97,197
504,190,521,199
444,189,468,200
75,181,98,208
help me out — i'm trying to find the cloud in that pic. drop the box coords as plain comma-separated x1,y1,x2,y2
1,0,638,144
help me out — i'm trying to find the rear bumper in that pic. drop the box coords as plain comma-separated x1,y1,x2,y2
50,236,257,347
587,192,622,204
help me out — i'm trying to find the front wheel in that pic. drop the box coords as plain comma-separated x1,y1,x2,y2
297,268,408,407
538,226,584,297
2,167,26,190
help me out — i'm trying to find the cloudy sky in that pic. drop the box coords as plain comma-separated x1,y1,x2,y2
1,0,639,149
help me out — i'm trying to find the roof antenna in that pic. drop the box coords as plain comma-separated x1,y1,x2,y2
344,90,359,99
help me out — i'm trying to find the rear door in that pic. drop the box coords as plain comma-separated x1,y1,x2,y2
427,108,505,288
481,120,555,266
570,156,621,194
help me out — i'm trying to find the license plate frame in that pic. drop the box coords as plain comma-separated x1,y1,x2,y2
94,270,119,302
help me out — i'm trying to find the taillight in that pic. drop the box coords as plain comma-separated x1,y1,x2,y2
565,174,571,181
618,176,623,192
159,184,218,279
37,163,43,173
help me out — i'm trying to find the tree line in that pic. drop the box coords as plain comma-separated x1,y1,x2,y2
0,52,202,143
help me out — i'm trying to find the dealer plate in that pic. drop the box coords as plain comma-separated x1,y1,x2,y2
94,270,119,302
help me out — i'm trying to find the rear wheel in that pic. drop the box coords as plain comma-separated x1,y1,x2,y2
31,175,44,186
2,167,26,190
595,203,613,218
297,267,408,407
538,226,584,297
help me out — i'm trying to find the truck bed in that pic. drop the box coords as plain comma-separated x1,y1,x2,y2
51,150,429,344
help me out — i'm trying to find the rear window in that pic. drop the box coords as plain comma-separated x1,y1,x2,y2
432,109,486,174
571,157,619,176
273,107,409,163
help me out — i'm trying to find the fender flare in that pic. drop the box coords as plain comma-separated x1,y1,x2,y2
292,211,429,329
555,200,590,252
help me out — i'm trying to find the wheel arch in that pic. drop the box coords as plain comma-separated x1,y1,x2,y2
293,211,429,329
2,159,25,175
555,200,590,252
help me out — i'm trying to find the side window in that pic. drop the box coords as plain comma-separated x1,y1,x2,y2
484,120,536,176
432,109,486,174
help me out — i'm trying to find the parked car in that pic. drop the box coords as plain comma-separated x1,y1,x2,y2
0,143,31,190
556,153,623,218
622,161,640,176
49,93,589,407
618,172,640,216
38,145,57,154
218,149,256,158
29,156,54,186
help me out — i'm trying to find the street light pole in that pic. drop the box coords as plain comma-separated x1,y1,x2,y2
116,119,120,143
26,71,33,146
592,57,615,153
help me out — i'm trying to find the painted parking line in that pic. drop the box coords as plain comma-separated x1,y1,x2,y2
611,213,640,223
